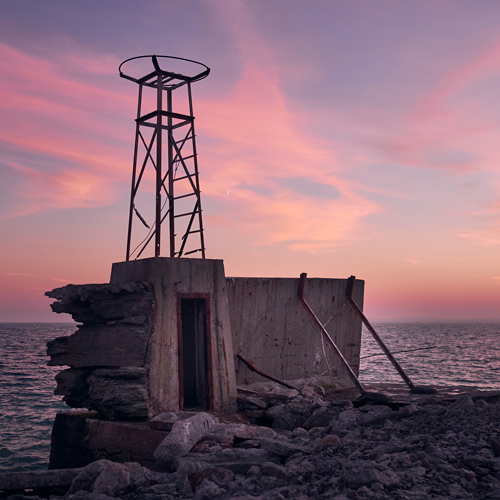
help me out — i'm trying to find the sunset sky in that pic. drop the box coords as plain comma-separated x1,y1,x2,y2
1,1,500,322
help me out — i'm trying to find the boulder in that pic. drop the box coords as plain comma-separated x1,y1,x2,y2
154,412,218,465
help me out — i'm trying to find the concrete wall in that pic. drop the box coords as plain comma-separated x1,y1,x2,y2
110,257,237,414
226,277,364,388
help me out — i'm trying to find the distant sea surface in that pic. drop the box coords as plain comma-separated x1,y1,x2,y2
1,321,499,472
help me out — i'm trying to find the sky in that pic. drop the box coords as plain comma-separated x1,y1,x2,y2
1,0,500,322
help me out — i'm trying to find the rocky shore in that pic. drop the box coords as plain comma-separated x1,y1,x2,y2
2,384,500,500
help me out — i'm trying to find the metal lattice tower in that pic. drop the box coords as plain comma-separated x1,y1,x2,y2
119,55,209,260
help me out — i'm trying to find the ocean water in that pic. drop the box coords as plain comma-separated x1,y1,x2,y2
360,322,500,391
0,321,499,472
0,323,77,472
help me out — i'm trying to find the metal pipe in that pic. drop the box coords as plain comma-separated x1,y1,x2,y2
346,275,415,390
298,273,366,394
155,69,162,257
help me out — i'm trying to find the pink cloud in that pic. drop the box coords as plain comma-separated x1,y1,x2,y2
378,40,500,173
195,60,378,251
0,43,134,216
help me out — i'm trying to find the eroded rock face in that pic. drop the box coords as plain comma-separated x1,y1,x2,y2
45,282,154,420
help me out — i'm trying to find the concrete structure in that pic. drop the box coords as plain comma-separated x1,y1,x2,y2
227,277,364,387
110,257,238,415
47,257,364,421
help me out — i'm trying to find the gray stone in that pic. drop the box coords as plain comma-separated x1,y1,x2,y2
238,395,268,410
149,412,201,431
174,448,281,475
261,462,288,481
342,461,401,489
189,467,234,489
359,405,393,425
335,409,360,429
67,460,114,494
257,437,312,457
154,412,217,464
266,398,315,431
92,462,130,496
204,423,277,442
0,468,81,491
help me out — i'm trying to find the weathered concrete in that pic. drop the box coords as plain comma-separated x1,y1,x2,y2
110,257,238,415
226,277,364,387
46,261,365,425
46,282,154,419
47,324,149,368
49,412,168,469
0,468,81,492
154,412,218,465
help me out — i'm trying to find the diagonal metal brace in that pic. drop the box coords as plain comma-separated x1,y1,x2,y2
346,275,415,390
298,273,366,394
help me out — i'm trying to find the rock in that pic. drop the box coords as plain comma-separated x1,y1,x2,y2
257,437,312,457
342,461,401,489
261,461,288,481
66,459,114,494
300,385,316,397
398,403,419,418
302,406,340,430
359,405,393,425
92,462,130,496
174,448,281,475
409,385,438,394
491,437,500,457
204,423,277,442
189,467,234,489
149,412,201,431
314,434,341,453
0,468,81,491
193,478,223,498
334,409,360,429
266,397,316,430
354,391,392,407
450,395,474,408
154,412,217,465
238,395,268,410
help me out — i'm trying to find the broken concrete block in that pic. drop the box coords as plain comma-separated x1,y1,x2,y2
47,324,150,368
154,412,218,464
257,437,312,457
174,448,281,475
204,423,277,442
87,368,149,419
149,412,200,431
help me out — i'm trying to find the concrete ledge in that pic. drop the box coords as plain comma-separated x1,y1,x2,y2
0,468,81,492
49,412,168,469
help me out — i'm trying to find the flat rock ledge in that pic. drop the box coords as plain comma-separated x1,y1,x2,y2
3,388,500,499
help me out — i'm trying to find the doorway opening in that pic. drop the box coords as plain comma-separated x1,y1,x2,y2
178,297,210,409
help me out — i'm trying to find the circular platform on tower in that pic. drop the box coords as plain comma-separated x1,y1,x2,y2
119,55,210,86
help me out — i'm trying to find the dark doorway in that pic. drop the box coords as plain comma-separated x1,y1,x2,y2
180,298,209,409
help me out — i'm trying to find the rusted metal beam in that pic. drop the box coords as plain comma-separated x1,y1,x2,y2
345,275,415,390
298,273,366,394
236,353,297,390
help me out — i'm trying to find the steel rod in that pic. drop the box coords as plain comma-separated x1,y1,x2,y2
346,275,415,390
298,273,366,394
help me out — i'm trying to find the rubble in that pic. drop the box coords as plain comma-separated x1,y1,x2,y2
3,386,500,499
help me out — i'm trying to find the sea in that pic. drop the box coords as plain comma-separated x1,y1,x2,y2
1,321,499,472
